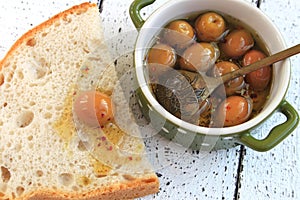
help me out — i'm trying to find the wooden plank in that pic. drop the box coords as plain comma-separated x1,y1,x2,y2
237,0,300,199
99,0,255,199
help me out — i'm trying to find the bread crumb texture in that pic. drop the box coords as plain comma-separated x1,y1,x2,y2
0,2,158,200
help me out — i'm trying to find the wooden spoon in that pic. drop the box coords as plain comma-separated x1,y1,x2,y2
202,43,300,99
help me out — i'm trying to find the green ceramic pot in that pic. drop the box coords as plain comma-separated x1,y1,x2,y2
129,0,299,151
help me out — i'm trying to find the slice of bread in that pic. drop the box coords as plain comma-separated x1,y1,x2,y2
0,2,159,199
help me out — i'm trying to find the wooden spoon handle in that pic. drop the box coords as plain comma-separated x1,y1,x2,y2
221,44,300,83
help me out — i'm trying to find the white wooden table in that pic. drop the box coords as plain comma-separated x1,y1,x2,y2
0,0,299,199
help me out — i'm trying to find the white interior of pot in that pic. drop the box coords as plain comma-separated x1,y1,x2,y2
135,0,290,135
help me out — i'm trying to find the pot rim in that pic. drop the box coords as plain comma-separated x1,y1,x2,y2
134,0,290,136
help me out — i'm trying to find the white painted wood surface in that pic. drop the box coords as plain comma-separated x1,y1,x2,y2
0,0,298,199
238,0,300,199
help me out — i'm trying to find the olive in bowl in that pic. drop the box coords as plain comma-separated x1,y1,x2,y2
163,19,195,49
195,12,226,42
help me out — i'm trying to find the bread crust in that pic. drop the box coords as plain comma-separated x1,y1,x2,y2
0,2,159,199
24,175,159,200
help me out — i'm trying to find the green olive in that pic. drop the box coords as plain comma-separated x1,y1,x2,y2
214,96,252,127
147,43,177,67
220,29,254,58
195,12,226,42
212,61,245,96
147,43,177,78
163,20,195,49
242,50,271,91
179,42,217,72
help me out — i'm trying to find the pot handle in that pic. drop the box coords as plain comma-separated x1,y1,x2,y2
238,100,299,152
129,0,156,29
